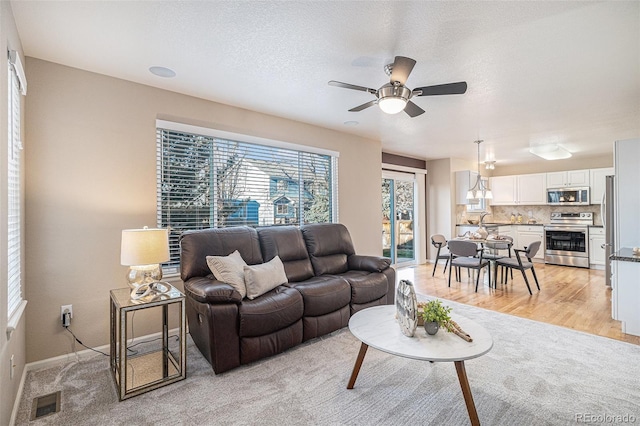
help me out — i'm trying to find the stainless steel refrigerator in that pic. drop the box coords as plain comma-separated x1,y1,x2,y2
603,174,614,286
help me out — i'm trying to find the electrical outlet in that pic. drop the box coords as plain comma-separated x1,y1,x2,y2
61,304,73,327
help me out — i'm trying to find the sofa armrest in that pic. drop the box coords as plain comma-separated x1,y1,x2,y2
184,276,243,304
348,254,392,273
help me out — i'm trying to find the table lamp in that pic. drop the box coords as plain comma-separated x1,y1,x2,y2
120,226,170,300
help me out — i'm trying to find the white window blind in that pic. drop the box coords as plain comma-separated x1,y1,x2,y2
157,127,337,270
7,59,23,319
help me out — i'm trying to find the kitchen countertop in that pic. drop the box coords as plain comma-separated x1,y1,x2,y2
456,222,545,227
610,248,640,263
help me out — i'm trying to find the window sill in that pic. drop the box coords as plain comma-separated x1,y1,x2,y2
6,300,27,340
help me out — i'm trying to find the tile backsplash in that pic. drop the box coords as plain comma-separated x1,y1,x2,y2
457,204,602,226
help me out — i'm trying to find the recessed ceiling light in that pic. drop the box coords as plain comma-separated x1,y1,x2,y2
149,66,176,78
343,121,359,126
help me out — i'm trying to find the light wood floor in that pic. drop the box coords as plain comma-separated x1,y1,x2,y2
397,261,640,346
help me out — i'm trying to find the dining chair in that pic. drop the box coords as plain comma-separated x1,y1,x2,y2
495,241,541,295
482,236,514,286
430,234,450,276
447,240,490,292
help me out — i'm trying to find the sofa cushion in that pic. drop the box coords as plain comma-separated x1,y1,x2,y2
206,250,247,298
338,270,389,304
301,223,355,275
180,226,263,282
239,286,303,337
244,256,289,300
287,275,351,317
257,226,314,282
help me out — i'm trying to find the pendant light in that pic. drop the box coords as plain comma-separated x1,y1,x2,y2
466,140,493,200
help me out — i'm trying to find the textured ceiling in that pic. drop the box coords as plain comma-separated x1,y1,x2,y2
10,0,640,166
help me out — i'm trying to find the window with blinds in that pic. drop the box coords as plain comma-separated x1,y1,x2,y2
7,61,23,319
157,127,338,271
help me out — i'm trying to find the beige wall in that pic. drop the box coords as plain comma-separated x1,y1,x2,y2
425,157,478,260
1,2,27,424
425,159,452,260
24,58,383,363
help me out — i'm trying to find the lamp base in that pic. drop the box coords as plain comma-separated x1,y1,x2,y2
126,264,168,301
130,282,171,302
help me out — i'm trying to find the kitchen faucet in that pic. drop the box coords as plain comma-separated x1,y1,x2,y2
479,212,490,226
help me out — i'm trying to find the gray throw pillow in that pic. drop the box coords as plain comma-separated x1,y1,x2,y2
244,256,288,300
206,250,247,298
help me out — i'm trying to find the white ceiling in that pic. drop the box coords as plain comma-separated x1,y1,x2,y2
10,1,640,166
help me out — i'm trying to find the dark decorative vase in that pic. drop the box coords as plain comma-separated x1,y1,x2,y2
424,321,439,335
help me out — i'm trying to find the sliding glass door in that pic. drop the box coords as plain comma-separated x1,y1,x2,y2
382,172,416,265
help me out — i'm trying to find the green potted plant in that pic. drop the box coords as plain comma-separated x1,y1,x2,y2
420,299,453,335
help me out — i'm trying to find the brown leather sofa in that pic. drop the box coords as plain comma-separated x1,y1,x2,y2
180,223,396,374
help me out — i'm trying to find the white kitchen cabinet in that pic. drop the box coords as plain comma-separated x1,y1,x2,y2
589,227,605,268
516,173,547,205
497,225,514,238
489,173,546,205
516,225,544,261
611,259,640,336
589,167,614,204
488,175,517,205
546,169,589,188
455,170,485,211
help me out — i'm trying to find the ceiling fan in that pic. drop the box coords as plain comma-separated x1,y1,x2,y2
328,56,467,117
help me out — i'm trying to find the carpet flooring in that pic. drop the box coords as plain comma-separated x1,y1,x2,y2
14,299,640,425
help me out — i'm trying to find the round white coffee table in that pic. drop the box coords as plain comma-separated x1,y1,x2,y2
347,305,493,426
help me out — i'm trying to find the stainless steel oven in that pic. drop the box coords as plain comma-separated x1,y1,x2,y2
544,212,592,268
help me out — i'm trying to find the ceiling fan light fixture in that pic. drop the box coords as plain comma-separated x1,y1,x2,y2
529,144,572,160
377,85,411,114
378,97,407,114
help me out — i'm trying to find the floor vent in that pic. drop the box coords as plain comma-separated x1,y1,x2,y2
30,391,61,420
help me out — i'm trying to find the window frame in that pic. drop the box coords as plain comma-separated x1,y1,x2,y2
7,51,27,334
156,120,339,273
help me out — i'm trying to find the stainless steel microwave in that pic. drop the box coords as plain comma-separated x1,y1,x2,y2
546,187,590,205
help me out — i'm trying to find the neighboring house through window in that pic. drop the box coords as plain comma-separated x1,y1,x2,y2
156,121,339,272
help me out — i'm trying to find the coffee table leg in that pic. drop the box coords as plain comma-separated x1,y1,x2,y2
347,343,369,389
454,361,480,426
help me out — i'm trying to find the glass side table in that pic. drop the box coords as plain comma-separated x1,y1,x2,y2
110,284,186,400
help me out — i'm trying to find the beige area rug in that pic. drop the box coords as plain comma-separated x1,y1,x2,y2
15,299,640,425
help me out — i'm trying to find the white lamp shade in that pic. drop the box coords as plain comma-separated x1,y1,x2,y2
121,228,170,266
378,97,407,114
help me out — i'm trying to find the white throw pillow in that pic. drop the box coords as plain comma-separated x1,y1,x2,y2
244,256,288,300
206,250,247,298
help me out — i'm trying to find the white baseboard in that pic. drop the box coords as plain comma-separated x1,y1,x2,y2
9,366,27,426
10,328,182,424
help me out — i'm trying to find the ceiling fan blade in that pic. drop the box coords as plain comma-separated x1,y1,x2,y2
349,100,378,112
389,56,416,85
404,101,425,118
328,80,377,94
413,81,467,96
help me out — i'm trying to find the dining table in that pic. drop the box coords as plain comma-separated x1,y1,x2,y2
451,235,511,287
